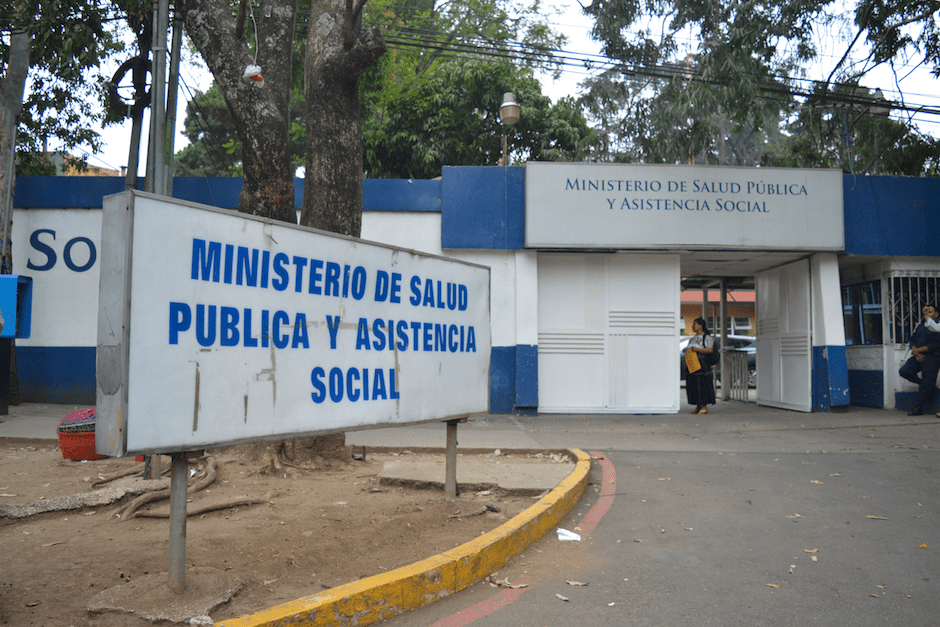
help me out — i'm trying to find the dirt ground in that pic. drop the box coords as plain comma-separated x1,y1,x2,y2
0,439,567,626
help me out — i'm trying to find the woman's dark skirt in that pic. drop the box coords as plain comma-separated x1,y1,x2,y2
686,371,716,407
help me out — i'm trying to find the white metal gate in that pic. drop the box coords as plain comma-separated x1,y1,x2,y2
756,258,812,412
537,253,680,413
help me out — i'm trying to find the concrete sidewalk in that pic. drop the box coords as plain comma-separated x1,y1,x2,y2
4,399,934,451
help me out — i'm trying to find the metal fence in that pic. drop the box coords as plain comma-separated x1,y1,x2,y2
725,350,751,403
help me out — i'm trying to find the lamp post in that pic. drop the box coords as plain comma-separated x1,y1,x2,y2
499,92,519,167
870,89,892,175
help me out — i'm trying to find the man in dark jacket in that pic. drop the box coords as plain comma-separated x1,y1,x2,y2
899,304,940,416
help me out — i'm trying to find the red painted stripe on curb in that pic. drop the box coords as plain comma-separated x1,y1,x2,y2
429,451,617,626
575,451,616,537
430,587,530,627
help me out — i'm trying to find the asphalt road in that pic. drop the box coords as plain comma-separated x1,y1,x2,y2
377,409,940,626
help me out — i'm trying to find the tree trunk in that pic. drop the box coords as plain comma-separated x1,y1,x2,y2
0,32,31,407
299,0,385,458
177,0,296,223
300,0,386,237
0,31,30,250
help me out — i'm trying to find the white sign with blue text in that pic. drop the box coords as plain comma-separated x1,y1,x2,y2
525,163,844,250
96,191,491,456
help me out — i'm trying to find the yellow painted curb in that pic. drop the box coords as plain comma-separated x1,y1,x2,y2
217,448,592,626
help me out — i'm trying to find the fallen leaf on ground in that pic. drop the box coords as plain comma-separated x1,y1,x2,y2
684,527,694,531
566,581,588,586
870,594,880,598
785,514,802,518
658,478,671,481
486,575,528,589
865,516,889,520
634,538,643,543
804,549,818,553
766,584,780,588
556,594,569,602
811,556,818,562
810,480,823,484
920,544,929,549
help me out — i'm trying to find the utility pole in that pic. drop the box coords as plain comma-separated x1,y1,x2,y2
145,0,169,194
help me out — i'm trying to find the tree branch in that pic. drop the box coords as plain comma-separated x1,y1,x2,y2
344,0,369,47
234,0,248,39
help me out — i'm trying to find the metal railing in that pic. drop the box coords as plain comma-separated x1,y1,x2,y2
725,350,751,403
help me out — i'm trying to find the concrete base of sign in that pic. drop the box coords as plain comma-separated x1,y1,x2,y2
87,567,243,624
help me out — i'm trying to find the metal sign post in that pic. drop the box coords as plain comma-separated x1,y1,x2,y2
168,453,188,593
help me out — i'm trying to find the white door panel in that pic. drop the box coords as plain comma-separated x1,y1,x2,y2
538,253,680,413
539,352,605,408
757,259,812,412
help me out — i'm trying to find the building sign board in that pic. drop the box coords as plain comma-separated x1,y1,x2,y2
96,191,491,457
525,163,844,251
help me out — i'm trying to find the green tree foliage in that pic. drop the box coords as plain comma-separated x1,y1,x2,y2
175,85,305,177
580,0,820,164
579,0,940,171
1,0,133,174
766,85,940,175
856,1,940,77
363,0,565,83
356,0,583,178
178,0,574,179
362,60,594,179
174,86,237,176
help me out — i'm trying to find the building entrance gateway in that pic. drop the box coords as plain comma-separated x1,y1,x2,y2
526,163,842,415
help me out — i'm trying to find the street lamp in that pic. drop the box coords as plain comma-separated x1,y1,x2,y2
499,92,519,166
870,88,892,175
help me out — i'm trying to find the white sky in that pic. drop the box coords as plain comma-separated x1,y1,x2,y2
82,2,940,176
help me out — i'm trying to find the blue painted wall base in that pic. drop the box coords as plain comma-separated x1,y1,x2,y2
847,370,884,408
17,347,96,405
489,345,538,414
489,347,516,414
812,346,850,412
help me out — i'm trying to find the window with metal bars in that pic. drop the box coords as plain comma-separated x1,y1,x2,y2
886,275,940,345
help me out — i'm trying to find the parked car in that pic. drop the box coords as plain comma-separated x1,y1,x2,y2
680,334,756,388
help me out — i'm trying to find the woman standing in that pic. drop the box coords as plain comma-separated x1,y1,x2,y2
684,317,716,414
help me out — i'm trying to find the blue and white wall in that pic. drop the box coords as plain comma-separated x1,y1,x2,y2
841,175,940,411
12,171,536,412
811,254,850,412
12,169,940,412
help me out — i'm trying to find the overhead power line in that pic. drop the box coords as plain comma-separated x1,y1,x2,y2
363,23,940,119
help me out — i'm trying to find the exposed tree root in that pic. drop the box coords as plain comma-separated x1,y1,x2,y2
134,496,267,518
91,465,148,488
116,457,217,521
277,447,318,472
